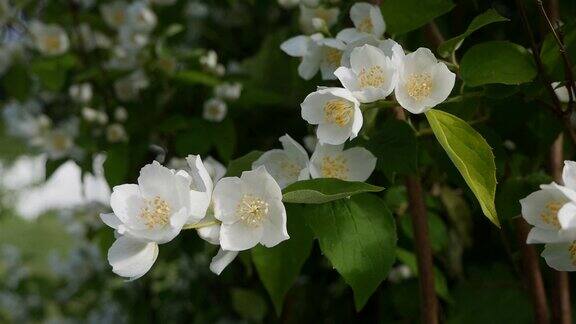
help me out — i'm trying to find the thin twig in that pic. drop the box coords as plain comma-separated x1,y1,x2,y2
536,0,575,112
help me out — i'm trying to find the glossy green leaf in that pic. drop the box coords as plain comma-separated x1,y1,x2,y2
425,109,499,226
460,41,536,87
306,194,397,310
381,0,454,35
438,9,509,58
252,204,314,315
541,22,576,80
282,178,384,204
366,119,417,181
225,151,263,177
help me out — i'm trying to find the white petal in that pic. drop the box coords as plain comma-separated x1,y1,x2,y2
350,3,372,28
280,35,310,57
334,66,361,92
350,44,387,73
252,150,294,189
317,122,354,145
260,199,289,247
138,161,176,201
341,147,377,181
241,166,283,201
209,249,239,275
336,28,368,44
220,221,264,251
403,48,437,75
280,134,310,167
526,227,565,244
186,154,213,193
298,49,321,80
213,177,244,224
558,202,576,230
428,63,456,106
198,224,221,245
301,91,329,124
108,236,158,280
563,160,576,190
100,213,122,230
110,184,146,228
542,243,576,271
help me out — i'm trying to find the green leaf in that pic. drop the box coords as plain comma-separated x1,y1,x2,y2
212,119,236,162
30,54,77,91
425,109,498,226
460,41,536,87
282,178,384,204
396,248,451,301
225,151,263,177
366,119,417,181
400,212,449,253
174,70,219,86
174,118,213,156
252,204,314,315
306,194,397,310
104,145,129,187
381,0,454,35
438,9,509,58
230,288,268,322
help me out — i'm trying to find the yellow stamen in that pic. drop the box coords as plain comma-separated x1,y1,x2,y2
324,47,342,67
140,196,171,229
324,99,353,127
237,194,268,227
321,155,349,179
405,73,432,101
359,66,385,88
357,17,373,33
540,200,563,229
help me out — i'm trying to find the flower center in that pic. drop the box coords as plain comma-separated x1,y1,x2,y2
43,35,62,51
406,73,432,101
237,194,268,227
359,66,385,88
315,8,332,23
51,133,71,151
324,99,353,127
140,196,171,229
357,17,373,33
324,47,342,67
281,161,301,178
540,200,564,229
321,155,348,179
569,242,576,266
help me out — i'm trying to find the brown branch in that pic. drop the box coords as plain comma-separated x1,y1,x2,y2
536,0,575,112
395,107,439,324
425,21,445,49
549,133,573,324
515,217,550,324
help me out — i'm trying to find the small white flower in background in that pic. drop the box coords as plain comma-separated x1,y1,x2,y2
69,83,93,103
114,69,149,101
126,1,157,32
309,143,376,181
334,44,398,103
338,2,385,43
388,264,413,283
200,50,218,70
30,21,70,56
118,27,149,51
303,135,317,152
81,107,99,122
100,161,192,279
552,82,575,104
34,119,79,160
2,100,44,139
212,167,289,251
215,82,243,101
395,48,456,114
96,110,109,125
299,5,339,34
101,1,128,29
541,242,576,271
186,1,209,19
203,98,228,122
114,106,128,122
106,123,128,143
301,87,362,145
252,134,310,188
106,46,138,70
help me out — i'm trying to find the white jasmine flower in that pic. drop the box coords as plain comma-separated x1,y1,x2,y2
214,82,243,101
520,184,572,244
309,143,376,181
281,33,323,80
301,87,362,145
32,118,79,160
126,2,157,32
106,123,128,143
82,107,99,122
395,48,456,114
101,1,128,29
542,241,576,271
114,70,149,101
118,27,149,51
69,83,93,103
338,2,385,43
212,167,289,251
30,21,70,56
552,82,575,104
316,37,347,80
299,5,339,34
203,98,227,122
334,44,398,103
252,134,310,188
114,106,128,122
200,50,218,70
340,36,402,68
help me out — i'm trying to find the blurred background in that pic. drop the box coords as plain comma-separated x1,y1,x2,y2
0,0,575,323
